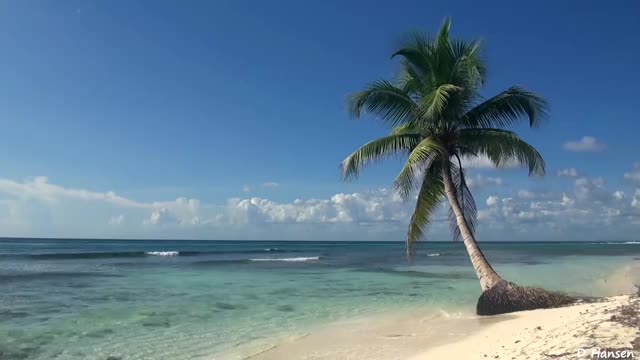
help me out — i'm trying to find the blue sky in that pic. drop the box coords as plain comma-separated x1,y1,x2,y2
0,1,639,241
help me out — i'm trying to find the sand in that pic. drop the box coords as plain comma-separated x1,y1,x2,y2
413,295,639,360
219,262,640,360
219,294,639,360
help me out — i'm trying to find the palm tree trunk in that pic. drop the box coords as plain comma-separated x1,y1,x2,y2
442,164,502,291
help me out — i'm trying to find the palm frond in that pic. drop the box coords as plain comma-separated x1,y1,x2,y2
433,17,454,83
406,160,445,259
435,17,452,49
389,122,420,135
447,158,477,242
391,31,435,80
397,58,429,96
459,128,545,175
450,38,486,89
393,137,444,199
420,83,462,120
461,87,548,128
341,134,422,180
348,80,418,126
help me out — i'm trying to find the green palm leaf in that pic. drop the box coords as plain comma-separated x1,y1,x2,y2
389,123,421,135
447,159,477,242
392,31,435,82
459,128,545,175
461,87,548,128
341,134,422,180
393,137,444,199
348,80,418,126
406,160,445,259
420,83,462,120
450,38,486,90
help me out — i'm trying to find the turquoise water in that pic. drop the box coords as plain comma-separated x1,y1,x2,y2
1,239,639,360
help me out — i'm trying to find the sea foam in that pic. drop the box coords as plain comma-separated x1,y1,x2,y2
145,251,180,256
249,256,320,262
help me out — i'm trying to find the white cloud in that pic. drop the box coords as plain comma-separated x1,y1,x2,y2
466,174,502,188
0,176,145,208
0,176,202,230
624,163,640,184
517,190,536,199
613,191,625,201
486,196,499,206
460,155,519,169
478,173,640,235
226,189,413,225
261,182,279,188
109,214,124,226
1,174,640,241
242,185,252,193
632,190,640,209
563,136,606,152
145,208,179,226
557,168,579,177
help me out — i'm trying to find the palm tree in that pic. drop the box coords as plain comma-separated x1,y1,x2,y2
341,18,573,315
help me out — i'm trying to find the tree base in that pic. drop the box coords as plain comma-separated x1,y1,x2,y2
476,280,575,316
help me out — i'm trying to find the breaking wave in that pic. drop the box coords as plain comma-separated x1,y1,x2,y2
2,247,297,260
145,251,179,256
249,256,320,262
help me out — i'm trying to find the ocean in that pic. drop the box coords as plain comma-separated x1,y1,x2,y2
1,239,639,360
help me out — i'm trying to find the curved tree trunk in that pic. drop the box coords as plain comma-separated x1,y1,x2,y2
442,164,502,291
442,162,575,315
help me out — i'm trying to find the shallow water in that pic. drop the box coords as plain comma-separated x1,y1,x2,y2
1,239,639,359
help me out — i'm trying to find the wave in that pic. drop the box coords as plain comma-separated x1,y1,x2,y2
0,271,123,282
3,247,297,260
427,253,441,257
18,251,197,260
249,256,320,262
145,251,179,256
592,241,640,245
24,251,150,260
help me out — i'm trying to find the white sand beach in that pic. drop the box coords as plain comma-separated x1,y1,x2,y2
224,295,638,360
414,295,639,360
219,263,640,360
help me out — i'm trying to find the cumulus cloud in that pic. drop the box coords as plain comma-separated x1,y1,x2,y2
624,163,640,184
517,190,536,199
466,174,502,188
478,173,640,236
613,191,625,201
563,136,606,152
145,208,179,226
632,190,640,209
1,173,639,241
109,214,124,226
557,168,579,177
460,155,519,169
0,176,202,229
226,189,413,225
